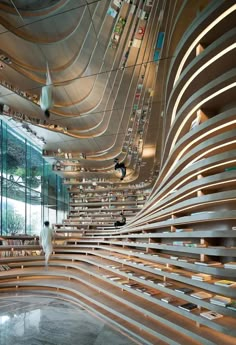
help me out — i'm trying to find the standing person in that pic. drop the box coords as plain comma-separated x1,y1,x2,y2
40,221,54,267
40,62,54,118
0,237,4,258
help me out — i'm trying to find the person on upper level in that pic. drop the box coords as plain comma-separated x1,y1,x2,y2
114,159,126,180
40,63,54,118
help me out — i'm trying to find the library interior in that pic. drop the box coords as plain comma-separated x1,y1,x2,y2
0,0,236,344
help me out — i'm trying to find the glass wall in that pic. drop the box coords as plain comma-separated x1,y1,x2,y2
0,119,68,236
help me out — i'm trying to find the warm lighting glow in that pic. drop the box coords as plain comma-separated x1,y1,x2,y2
185,140,236,168
170,82,236,153
173,4,236,86
147,178,236,218
158,117,236,197
171,44,236,124
134,160,236,223
162,197,236,221
149,121,236,202
131,194,236,226
142,146,156,158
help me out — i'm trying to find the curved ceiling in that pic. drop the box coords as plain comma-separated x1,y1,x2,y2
0,0,174,184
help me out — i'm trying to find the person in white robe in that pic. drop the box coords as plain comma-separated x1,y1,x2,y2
40,221,54,267
40,63,54,118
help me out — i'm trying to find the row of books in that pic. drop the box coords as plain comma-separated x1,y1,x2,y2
104,276,234,319
176,304,231,320
171,241,206,248
191,293,236,310
106,258,236,287
124,251,232,270
0,264,11,271
132,289,229,320
120,264,232,286
200,311,223,320
191,273,211,281
102,270,236,312
103,269,235,300
123,283,158,296
145,286,236,313
170,256,189,262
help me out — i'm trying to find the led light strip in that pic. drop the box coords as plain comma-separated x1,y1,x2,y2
171,43,236,124
173,4,236,87
130,159,236,224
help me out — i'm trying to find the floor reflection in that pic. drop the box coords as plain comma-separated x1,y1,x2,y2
0,294,139,345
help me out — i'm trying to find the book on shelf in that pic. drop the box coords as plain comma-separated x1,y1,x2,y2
108,276,122,281
173,241,192,246
174,229,184,232
194,261,221,266
175,228,192,233
210,295,231,306
224,262,236,269
158,282,173,288
135,287,147,293
185,243,206,248
161,296,176,303
170,256,178,260
143,289,159,296
123,283,133,288
117,279,130,285
137,262,146,266
226,301,236,311
190,291,212,299
200,311,223,320
214,280,236,287
178,303,198,312
191,273,212,281
175,287,194,294
126,271,136,276
124,283,139,288
0,265,11,271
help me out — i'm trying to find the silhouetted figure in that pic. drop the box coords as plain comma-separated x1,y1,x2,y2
114,214,126,227
115,162,126,180
40,63,54,118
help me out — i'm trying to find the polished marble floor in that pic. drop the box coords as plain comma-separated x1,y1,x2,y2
0,294,140,345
